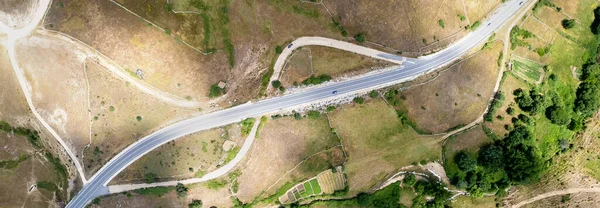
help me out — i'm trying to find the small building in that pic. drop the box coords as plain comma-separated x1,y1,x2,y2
217,81,227,89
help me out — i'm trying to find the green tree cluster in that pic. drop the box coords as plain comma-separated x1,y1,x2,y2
302,74,332,85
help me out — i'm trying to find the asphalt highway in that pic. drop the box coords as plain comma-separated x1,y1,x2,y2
67,0,528,207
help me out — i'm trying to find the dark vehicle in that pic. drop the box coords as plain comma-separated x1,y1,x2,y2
332,90,338,94
519,1,523,5
487,22,491,26
287,44,293,48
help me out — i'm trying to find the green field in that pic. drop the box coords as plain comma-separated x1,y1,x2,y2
512,58,543,82
309,179,322,194
300,182,314,197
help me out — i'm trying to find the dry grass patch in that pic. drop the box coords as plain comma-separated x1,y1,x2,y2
329,99,441,194
324,0,468,52
520,192,600,208
396,42,502,133
44,0,230,102
85,60,197,177
280,49,312,86
235,116,339,203
485,74,529,136
444,125,492,158
521,16,556,43
449,195,496,208
113,125,243,184
464,0,501,23
100,183,232,208
310,46,391,77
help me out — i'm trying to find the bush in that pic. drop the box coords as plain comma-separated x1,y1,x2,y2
307,110,321,119
240,118,256,135
438,19,445,28
478,144,504,170
278,86,286,92
355,33,366,43
353,97,364,104
275,45,282,54
294,112,302,120
176,183,188,198
484,92,505,122
271,80,281,88
506,107,515,115
136,116,143,121
369,90,378,98
403,173,416,186
189,199,203,208
561,19,576,29
208,83,224,98
302,74,331,85
144,173,157,183
327,106,336,111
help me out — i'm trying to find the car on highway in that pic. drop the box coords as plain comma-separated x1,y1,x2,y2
332,90,338,94
287,44,293,48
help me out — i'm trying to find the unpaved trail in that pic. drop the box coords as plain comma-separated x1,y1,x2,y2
511,188,600,208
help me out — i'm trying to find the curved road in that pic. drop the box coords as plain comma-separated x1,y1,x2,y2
66,0,529,207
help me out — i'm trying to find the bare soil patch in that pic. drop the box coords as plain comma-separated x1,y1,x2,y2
0,0,37,28
235,116,339,203
396,42,503,133
328,99,442,194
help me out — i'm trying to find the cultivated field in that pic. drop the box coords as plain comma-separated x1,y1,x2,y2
329,99,442,193
512,56,543,83
396,42,503,133
234,116,340,203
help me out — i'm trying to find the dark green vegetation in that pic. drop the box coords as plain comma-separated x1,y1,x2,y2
302,74,332,85
353,97,364,104
240,118,256,136
467,21,482,31
484,92,505,122
134,186,174,196
354,33,366,43
176,183,188,198
208,82,225,98
509,26,535,50
189,0,235,66
302,180,450,208
438,19,445,28
0,121,69,202
562,19,576,29
445,4,600,200
533,0,560,14
271,80,281,89
188,199,203,208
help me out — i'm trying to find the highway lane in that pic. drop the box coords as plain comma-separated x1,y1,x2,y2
67,0,528,207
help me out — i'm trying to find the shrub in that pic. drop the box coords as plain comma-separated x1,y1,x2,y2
369,90,378,98
275,45,282,54
189,199,203,208
403,173,416,186
506,107,515,115
136,116,143,121
327,106,336,112
208,83,224,98
271,80,281,88
457,14,466,21
307,110,320,119
144,173,157,183
438,19,445,28
294,112,302,120
561,19,576,29
176,183,188,198
546,106,571,126
484,92,505,122
353,97,364,104
355,33,366,43
302,74,331,85
278,86,286,92
240,118,256,135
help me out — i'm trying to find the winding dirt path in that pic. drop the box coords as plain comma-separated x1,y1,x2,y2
511,188,600,208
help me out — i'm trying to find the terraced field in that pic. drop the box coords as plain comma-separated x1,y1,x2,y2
278,166,345,204
512,57,543,83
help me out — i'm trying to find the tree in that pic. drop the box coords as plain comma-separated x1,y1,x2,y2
176,183,188,198
271,80,281,88
403,173,416,186
208,84,223,98
478,144,504,170
455,151,477,172
144,173,157,183
188,199,203,208
275,45,283,54
546,106,571,126
561,19,576,29
355,33,366,43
